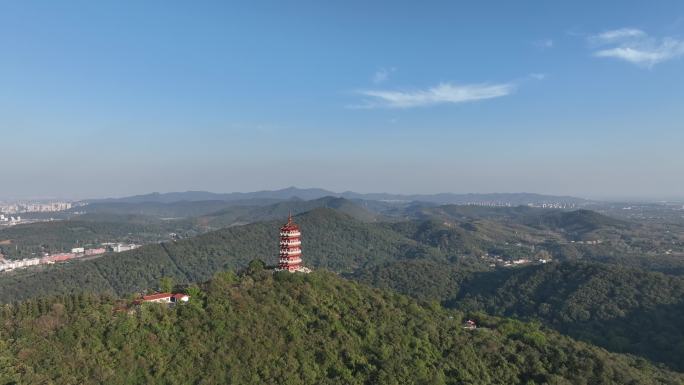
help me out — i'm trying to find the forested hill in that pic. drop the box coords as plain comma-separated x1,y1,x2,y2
414,205,629,237
1,268,681,385
354,260,684,371
0,197,380,258
0,220,171,258
194,196,381,227
1,205,681,303
76,196,380,224
0,208,424,302
456,262,684,371
3,207,684,375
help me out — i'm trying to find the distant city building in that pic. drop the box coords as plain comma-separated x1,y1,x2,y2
527,202,577,209
110,244,141,253
42,253,76,263
1,244,112,274
512,259,531,265
0,201,72,214
85,248,106,256
0,258,40,271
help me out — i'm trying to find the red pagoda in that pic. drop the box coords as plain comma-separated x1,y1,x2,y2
275,213,311,273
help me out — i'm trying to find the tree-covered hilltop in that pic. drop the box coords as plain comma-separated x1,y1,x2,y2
456,262,684,371
78,196,381,226
2,207,684,372
386,218,551,260
407,205,684,272
0,208,432,302
1,268,681,385
4,201,682,270
0,197,380,259
196,196,382,227
1,205,683,304
354,260,684,371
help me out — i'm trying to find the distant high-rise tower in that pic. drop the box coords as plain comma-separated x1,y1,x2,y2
276,213,310,273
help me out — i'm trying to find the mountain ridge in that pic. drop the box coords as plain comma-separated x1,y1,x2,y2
84,187,591,206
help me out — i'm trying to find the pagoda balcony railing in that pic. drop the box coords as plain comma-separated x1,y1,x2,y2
280,240,301,246
280,231,301,237
280,249,301,255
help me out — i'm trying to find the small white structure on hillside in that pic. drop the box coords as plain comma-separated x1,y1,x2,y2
139,293,190,304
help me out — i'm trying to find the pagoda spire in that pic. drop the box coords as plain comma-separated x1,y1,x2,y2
275,213,311,273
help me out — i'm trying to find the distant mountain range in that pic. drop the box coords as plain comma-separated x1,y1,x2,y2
86,187,590,206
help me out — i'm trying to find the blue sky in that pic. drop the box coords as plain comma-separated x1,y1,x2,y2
1,1,683,200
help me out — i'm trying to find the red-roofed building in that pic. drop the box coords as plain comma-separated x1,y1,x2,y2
172,293,190,302
463,319,477,330
139,292,191,304
142,292,173,303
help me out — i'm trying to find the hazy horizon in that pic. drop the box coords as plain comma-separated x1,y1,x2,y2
1,2,683,201
2,186,684,204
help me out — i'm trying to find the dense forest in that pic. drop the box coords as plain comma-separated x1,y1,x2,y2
409,204,684,268
0,209,425,302
354,260,684,371
456,262,684,371
1,267,681,385
2,206,684,375
0,197,380,259
4,199,682,270
1,206,579,301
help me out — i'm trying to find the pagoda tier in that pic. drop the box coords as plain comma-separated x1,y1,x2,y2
275,213,310,273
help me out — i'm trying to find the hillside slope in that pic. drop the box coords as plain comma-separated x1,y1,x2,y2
457,262,684,371
79,196,376,221
0,220,170,258
355,260,684,371
0,269,680,385
196,196,381,228
416,205,629,237
0,209,424,302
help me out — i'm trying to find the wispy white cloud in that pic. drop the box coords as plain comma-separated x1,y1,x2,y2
595,39,684,66
534,38,554,49
352,82,515,109
590,28,646,43
528,73,547,80
589,28,684,67
372,67,396,84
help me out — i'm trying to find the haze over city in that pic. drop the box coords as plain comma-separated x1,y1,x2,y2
1,1,683,200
